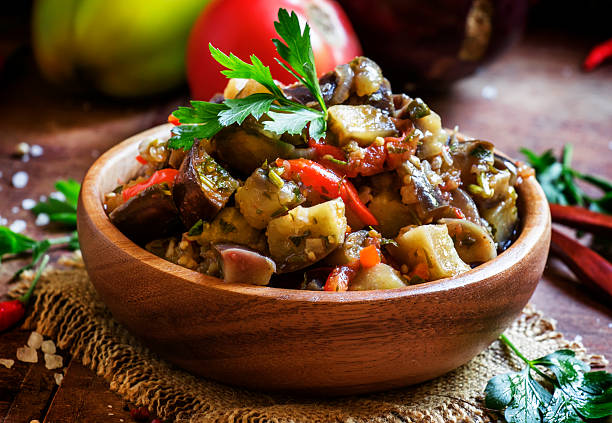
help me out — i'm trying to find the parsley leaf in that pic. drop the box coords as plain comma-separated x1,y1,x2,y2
209,44,285,98
167,7,329,151
0,227,36,262
520,145,612,214
32,178,80,228
265,105,326,138
272,9,327,113
485,335,612,423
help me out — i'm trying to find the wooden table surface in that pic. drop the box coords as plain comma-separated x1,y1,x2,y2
1,28,611,422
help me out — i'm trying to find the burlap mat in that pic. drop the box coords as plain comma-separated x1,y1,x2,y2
9,256,608,423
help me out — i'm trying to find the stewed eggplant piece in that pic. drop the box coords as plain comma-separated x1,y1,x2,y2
398,160,448,221
173,140,239,228
109,184,183,245
214,244,276,285
326,105,397,147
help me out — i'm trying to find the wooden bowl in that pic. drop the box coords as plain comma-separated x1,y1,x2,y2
77,124,551,395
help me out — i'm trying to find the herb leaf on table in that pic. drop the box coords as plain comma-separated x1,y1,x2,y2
167,8,328,150
520,145,612,214
485,334,612,423
32,178,80,228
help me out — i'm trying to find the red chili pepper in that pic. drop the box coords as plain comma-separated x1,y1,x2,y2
122,168,179,202
135,155,148,165
168,113,181,126
324,261,360,291
276,158,378,226
583,37,612,71
0,255,49,333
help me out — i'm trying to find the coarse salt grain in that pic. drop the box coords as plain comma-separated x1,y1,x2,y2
11,206,19,214
15,142,30,156
35,213,50,226
49,191,66,202
12,171,29,188
27,332,44,349
30,145,44,157
0,358,15,368
39,195,47,202
41,340,56,354
16,346,38,363
481,85,498,100
54,373,64,386
44,353,63,370
22,198,36,210
9,219,26,233
0,217,7,225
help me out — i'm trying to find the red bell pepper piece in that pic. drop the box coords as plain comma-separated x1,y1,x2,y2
168,113,181,126
122,168,179,201
135,155,148,165
324,261,360,292
276,158,378,226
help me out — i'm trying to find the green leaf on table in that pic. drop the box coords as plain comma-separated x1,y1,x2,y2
0,227,36,262
486,367,551,423
54,178,80,208
31,179,80,229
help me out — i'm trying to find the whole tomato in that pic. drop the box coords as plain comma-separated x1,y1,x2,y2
187,0,362,100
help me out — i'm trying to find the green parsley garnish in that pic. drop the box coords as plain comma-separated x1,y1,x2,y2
168,8,328,151
485,334,612,423
521,145,612,214
32,178,80,227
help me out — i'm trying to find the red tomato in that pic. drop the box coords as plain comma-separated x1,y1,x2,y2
187,0,362,100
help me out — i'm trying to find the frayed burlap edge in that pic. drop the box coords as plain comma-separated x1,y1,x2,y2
9,259,608,423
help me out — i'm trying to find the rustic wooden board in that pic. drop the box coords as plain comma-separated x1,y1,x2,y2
0,28,611,422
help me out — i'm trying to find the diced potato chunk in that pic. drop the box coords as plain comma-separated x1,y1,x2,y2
197,207,266,253
235,167,304,229
327,105,397,147
415,110,448,158
266,198,347,272
349,263,407,290
390,224,470,280
439,218,497,264
367,191,417,238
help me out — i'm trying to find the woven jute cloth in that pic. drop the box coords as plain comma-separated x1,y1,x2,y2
10,257,608,423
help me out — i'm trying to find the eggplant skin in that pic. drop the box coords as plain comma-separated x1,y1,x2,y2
173,141,239,228
109,184,183,245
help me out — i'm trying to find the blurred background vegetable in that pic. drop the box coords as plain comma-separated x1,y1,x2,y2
186,0,362,100
335,0,529,91
31,0,210,97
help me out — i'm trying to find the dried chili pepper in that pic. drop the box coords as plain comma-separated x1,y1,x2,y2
0,255,49,332
583,37,612,71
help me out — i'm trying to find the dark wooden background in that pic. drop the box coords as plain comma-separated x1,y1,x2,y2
1,7,611,423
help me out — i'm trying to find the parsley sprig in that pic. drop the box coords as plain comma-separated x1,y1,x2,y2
0,179,80,279
485,334,612,423
168,8,328,150
521,145,612,214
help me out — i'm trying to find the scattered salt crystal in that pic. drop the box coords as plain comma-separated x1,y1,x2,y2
481,85,498,100
39,195,47,202
16,346,38,363
27,332,44,349
0,358,15,368
107,405,113,409
15,142,30,156
11,206,19,214
54,373,63,386
574,335,583,343
12,171,29,188
9,219,26,233
21,155,30,163
35,213,50,226
22,198,36,210
608,322,612,328
30,145,43,157
41,340,56,354
49,191,66,202
0,217,7,225
44,353,63,370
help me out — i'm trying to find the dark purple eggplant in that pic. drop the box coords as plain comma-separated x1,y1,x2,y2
173,141,239,228
398,160,448,220
336,0,528,90
109,183,183,244
214,244,276,286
